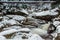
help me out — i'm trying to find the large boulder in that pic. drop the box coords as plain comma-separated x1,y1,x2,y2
32,10,58,21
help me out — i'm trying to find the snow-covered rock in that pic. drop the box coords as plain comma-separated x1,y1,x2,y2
31,28,47,36
0,16,3,20
53,18,60,21
40,22,50,30
13,15,26,21
12,33,44,40
0,29,18,36
32,10,58,21
3,26,21,30
53,21,60,27
51,7,59,12
51,32,57,40
0,23,4,28
29,34,44,40
20,9,28,15
0,28,30,36
2,16,9,20
2,19,20,25
32,11,58,16
6,15,15,18
12,28,44,40
8,19,20,25
56,25,60,33
0,36,6,40
19,28,31,32
0,13,3,16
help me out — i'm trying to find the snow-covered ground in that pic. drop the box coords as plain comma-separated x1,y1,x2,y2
0,4,60,40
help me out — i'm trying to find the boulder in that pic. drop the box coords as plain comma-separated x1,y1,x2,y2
32,10,58,21
12,15,26,22
31,28,47,36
